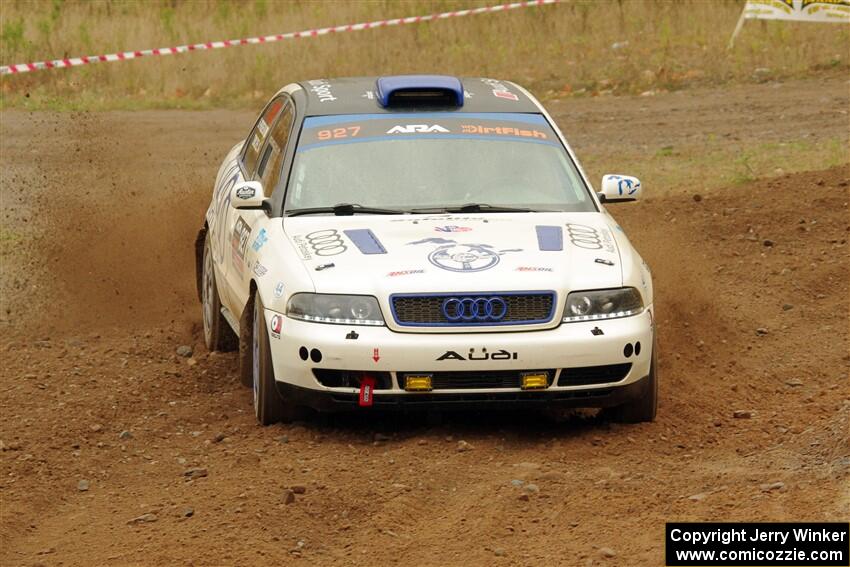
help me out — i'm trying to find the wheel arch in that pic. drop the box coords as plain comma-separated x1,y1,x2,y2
194,223,208,302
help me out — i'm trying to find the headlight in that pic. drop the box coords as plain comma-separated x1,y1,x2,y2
562,288,643,322
286,293,385,326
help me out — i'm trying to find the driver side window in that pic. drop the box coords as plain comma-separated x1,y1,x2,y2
242,97,286,178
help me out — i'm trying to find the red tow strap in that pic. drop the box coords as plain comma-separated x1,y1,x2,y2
359,375,376,407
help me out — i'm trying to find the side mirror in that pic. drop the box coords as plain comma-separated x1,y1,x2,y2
598,174,642,203
230,180,267,210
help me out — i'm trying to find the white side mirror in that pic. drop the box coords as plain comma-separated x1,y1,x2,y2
599,174,642,203
230,181,266,210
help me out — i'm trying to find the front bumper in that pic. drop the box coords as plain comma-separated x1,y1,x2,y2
263,307,654,410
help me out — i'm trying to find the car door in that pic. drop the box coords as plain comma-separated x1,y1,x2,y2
222,96,295,318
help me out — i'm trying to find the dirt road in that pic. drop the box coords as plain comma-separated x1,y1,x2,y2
1,77,848,566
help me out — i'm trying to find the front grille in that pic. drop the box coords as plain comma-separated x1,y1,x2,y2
398,370,554,390
391,292,555,327
558,363,632,386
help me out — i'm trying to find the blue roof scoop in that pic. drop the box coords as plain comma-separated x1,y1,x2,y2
376,75,464,108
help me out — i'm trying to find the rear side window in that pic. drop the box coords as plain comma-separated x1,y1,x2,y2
242,97,285,177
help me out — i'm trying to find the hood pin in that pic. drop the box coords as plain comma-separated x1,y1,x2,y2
315,263,335,271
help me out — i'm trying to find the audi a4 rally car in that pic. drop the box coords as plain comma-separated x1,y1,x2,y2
196,75,657,425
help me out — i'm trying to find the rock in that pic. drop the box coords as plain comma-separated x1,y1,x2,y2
176,345,193,357
90,424,103,433
510,479,525,488
755,327,769,336
785,379,803,387
283,490,296,505
212,432,226,443
183,467,208,479
119,430,132,440
763,239,774,247
127,513,158,524
692,194,702,202
688,492,708,501
493,547,506,557
599,547,617,558
77,479,90,492
782,303,793,311
733,410,752,419
290,485,307,494
186,358,197,367
524,483,540,494
456,440,472,452
182,507,194,517
760,481,785,492
517,493,530,502
373,433,390,442
277,435,289,444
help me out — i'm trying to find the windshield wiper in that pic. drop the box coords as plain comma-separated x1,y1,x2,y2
286,203,408,217
411,203,537,214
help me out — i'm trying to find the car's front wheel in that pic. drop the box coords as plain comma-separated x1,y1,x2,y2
251,293,303,425
606,337,658,423
202,234,238,352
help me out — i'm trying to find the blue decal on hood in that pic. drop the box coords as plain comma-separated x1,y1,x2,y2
343,229,387,255
535,225,563,251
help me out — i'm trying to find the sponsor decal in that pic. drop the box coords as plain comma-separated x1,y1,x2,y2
236,185,256,200
387,269,425,277
250,135,261,152
315,263,335,271
273,281,285,298
460,124,547,139
253,262,268,277
608,174,640,196
481,78,519,101
408,237,521,273
292,229,347,260
230,217,252,272
515,266,553,272
251,228,268,251
372,348,381,363
435,225,471,233
270,314,282,339
442,297,508,323
386,124,449,134
565,223,602,250
436,348,518,361
594,258,615,266
317,126,360,140
256,118,270,139
308,79,337,102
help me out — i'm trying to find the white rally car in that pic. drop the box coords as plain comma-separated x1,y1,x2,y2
196,75,657,425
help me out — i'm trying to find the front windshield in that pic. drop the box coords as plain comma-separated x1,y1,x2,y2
285,112,595,213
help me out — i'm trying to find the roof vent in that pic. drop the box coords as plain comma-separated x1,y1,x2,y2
376,75,464,108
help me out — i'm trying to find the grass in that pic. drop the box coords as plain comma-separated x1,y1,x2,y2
1,0,848,110
581,137,849,198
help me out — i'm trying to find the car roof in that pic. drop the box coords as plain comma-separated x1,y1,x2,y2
295,76,542,117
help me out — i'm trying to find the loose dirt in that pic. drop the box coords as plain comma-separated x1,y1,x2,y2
1,76,847,566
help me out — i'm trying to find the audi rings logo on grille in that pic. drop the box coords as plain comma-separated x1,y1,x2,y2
565,223,602,250
441,297,508,322
307,229,347,257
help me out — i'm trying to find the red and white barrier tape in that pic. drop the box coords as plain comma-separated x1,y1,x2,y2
0,0,557,76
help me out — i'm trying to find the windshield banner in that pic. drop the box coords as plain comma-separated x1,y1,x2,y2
297,113,560,152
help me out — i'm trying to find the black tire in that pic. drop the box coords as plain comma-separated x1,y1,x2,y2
606,338,658,423
250,292,303,425
201,234,238,352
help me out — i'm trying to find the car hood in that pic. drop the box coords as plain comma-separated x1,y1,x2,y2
281,213,623,295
